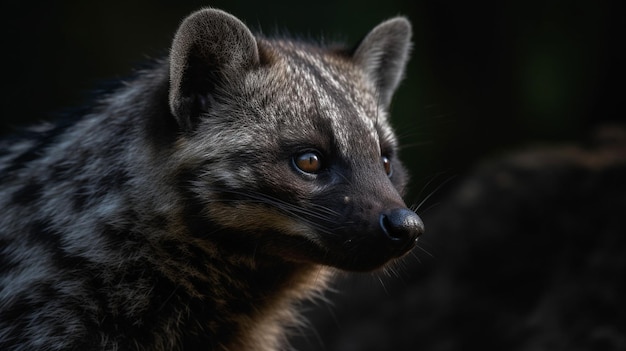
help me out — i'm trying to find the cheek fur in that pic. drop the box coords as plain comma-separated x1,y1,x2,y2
206,202,325,246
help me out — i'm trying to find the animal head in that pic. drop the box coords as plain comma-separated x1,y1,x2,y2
169,8,423,271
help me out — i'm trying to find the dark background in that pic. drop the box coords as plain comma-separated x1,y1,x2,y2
2,1,625,350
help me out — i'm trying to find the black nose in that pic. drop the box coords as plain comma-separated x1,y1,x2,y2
380,208,424,252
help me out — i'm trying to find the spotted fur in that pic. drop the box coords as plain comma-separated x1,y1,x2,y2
0,8,421,351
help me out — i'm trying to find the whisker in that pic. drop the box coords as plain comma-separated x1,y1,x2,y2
211,188,339,221
412,174,457,213
414,244,434,258
411,171,450,207
397,140,434,151
415,201,442,216
376,275,389,295
409,250,423,264
200,187,343,237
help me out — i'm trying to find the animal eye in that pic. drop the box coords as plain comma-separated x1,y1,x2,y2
293,151,322,174
382,155,392,176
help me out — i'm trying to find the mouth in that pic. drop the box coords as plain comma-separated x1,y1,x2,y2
331,234,420,272
287,207,424,272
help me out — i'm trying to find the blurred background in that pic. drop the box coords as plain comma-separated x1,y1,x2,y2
1,1,624,350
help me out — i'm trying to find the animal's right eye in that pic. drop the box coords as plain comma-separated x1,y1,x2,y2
293,151,322,174
381,155,392,177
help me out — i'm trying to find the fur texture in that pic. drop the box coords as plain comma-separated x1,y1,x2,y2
0,8,421,350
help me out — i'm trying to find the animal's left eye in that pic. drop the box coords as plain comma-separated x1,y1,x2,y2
382,155,392,176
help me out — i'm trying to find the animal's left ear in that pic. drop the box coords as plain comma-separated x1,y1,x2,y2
352,17,412,107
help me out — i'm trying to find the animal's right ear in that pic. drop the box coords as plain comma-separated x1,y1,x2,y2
169,8,260,131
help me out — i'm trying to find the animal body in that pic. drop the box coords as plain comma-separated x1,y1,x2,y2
0,8,422,351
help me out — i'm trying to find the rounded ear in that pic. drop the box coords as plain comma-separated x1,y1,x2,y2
352,17,412,107
169,8,260,131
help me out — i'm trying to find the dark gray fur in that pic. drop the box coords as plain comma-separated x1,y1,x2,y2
0,8,420,351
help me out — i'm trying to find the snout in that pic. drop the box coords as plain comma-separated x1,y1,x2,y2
334,206,424,271
379,208,424,256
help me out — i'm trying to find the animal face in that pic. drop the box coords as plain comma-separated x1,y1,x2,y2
169,9,424,271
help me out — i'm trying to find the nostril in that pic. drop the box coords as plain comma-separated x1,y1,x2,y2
379,208,424,245
380,214,393,238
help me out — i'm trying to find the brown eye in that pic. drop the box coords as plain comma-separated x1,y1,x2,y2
382,155,392,176
293,151,322,174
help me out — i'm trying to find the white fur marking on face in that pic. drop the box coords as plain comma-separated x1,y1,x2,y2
287,50,381,158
